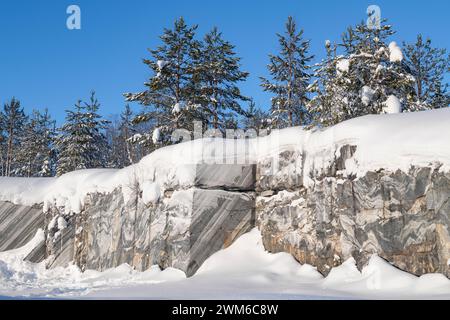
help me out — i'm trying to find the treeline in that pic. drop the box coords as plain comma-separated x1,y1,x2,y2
1,15,449,177
0,93,153,177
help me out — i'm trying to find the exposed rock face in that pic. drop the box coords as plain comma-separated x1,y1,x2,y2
0,201,44,252
0,147,448,279
44,164,256,276
256,145,450,278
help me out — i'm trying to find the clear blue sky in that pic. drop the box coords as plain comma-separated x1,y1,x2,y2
0,0,449,124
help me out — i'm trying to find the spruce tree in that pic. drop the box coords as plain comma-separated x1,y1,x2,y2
56,92,109,176
193,27,250,131
124,17,200,145
15,109,56,177
260,16,314,128
118,104,137,165
0,98,27,176
403,34,450,109
83,92,109,168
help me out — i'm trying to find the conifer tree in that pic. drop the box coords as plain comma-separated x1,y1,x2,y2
0,98,27,176
309,19,418,127
243,100,271,132
260,16,314,128
193,27,250,131
15,109,56,177
124,17,200,145
403,34,450,109
106,105,140,168
308,41,349,127
56,92,109,176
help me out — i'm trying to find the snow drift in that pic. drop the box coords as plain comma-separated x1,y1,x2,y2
0,228,449,299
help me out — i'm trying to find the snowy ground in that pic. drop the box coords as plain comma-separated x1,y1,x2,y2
0,229,449,300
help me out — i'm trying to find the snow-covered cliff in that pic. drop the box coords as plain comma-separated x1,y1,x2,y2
0,108,450,278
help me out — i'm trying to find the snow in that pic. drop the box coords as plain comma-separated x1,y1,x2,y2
389,41,403,63
361,86,375,106
336,58,350,74
57,217,67,230
152,127,161,144
0,229,448,299
172,102,184,114
141,181,161,205
156,60,169,70
375,64,384,75
383,95,402,114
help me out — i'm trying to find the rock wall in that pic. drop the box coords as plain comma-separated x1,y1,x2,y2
44,164,256,276
256,145,450,278
0,201,44,252
0,147,448,279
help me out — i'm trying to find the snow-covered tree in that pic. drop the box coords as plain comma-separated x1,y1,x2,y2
56,92,109,176
403,34,450,109
307,41,350,127
260,16,314,128
0,98,27,176
14,109,56,177
193,27,250,131
124,17,200,145
309,19,417,127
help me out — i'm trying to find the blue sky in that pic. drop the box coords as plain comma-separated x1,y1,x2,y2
0,0,449,123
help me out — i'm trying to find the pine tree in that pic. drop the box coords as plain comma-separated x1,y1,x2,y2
124,17,200,145
56,92,109,176
0,98,27,176
260,16,314,128
193,27,250,131
403,34,450,109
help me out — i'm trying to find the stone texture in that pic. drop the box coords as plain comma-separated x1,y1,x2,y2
44,187,254,276
256,145,450,278
42,164,257,276
1,149,448,279
0,201,44,252
195,164,256,191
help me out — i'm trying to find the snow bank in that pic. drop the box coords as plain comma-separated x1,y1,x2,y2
0,228,448,299
1,108,450,212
